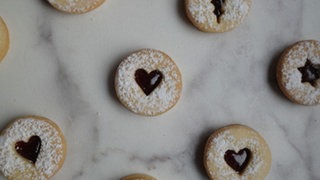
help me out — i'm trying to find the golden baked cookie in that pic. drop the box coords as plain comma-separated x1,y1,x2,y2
115,49,182,116
47,0,106,14
204,124,271,180
185,0,252,32
277,40,320,105
0,116,67,180
0,16,9,62
121,173,156,180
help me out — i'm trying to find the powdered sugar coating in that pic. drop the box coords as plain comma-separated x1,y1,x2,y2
48,0,105,14
115,49,182,116
277,40,320,105
186,0,252,32
204,125,271,179
0,117,66,179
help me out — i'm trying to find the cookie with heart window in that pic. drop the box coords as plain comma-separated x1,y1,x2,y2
204,124,271,180
47,0,106,14
277,40,320,105
185,0,252,32
121,173,156,180
115,49,182,116
0,16,9,62
0,116,66,180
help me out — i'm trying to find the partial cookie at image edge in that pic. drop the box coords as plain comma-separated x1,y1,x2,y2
47,0,106,14
121,173,157,180
0,16,9,62
185,0,252,33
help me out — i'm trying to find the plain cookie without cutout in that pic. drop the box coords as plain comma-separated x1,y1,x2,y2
47,0,106,14
277,40,320,105
0,116,67,180
121,173,156,180
185,0,252,32
0,16,9,62
115,49,182,116
204,124,271,180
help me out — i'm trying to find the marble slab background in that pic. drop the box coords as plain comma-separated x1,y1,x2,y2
0,0,319,179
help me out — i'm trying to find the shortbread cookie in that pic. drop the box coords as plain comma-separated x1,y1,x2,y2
121,173,156,180
185,0,252,32
0,116,67,180
115,49,182,116
47,0,106,14
0,17,9,62
277,40,320,105
204,124,271,180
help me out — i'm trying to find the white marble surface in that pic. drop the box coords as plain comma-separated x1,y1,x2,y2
0,0,320,179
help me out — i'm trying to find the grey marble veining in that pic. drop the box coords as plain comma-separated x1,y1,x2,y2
0,0,320,179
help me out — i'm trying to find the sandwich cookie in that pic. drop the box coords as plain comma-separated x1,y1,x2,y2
277,40,320,105
204,124,271,179
185,0,252,32
115,49,182,116
0,116,67,180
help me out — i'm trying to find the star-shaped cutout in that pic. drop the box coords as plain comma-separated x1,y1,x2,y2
298,59,320,87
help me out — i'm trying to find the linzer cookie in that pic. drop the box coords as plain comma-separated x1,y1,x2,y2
115,49,182,116
204,124,271,179
185,0,252,32
0,116,67,180
277,40,320,105
47,0,106,14
0,16,9,62
121,173,156,180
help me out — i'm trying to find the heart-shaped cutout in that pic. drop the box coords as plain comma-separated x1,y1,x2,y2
15,136,41,164
224,148,251,174
135,69,163,96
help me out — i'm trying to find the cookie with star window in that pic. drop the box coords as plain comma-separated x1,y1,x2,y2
277,40,320,105
185,0,252,32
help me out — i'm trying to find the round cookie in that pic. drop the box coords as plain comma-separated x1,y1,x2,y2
204,124,271,180
0,16,9,62
47,0,106,14
185,0,252,33
0,116,67,180
115,49,182,116
121,173,156,180
277,40,320,105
